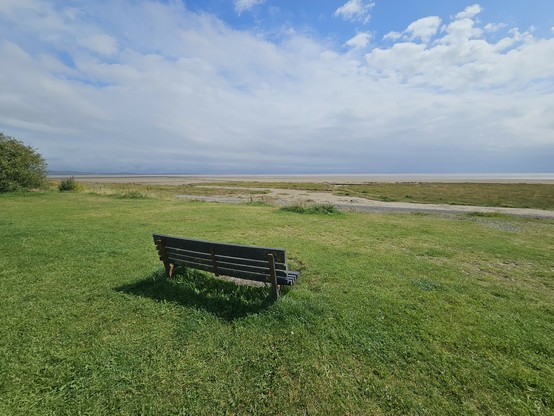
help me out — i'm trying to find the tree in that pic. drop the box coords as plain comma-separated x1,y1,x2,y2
0,132,47,192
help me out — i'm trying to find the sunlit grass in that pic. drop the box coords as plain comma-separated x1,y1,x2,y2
1,190,553,414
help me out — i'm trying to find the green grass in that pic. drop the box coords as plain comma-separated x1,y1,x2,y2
1,191,553,415
335,182,554,210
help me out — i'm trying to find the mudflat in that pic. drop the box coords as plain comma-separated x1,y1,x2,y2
49,173,554,185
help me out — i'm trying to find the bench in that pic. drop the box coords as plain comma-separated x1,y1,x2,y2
153,234,300,300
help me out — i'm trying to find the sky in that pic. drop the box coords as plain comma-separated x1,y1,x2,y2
0,1,553,174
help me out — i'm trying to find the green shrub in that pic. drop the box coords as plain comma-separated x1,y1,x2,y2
280,203,339,214
58,177,83,192
0,132,47,192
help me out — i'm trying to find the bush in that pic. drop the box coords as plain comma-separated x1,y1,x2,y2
58,177,83,192
0,132,47,192
280,203,339,214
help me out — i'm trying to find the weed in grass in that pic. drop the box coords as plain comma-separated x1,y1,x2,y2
280,203,339,214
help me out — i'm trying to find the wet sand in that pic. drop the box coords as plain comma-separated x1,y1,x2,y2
49,173,554,184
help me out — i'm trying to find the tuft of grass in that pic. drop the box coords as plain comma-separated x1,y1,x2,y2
280,203,339,214
116,190,150,199
58,176,83,192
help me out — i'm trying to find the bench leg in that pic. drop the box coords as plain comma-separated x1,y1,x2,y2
268,254,280,301
156,239,173,278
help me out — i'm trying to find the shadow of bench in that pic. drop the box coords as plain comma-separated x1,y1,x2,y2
115,268,275,321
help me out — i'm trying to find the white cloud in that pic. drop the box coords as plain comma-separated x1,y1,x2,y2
346,32,372,49
439,14,483,44
383,16,441,44
365,12,554,94
484,22,507,32
0,2,552,173
234,0,265,15
455,4,482,20
383,31,401,41
334,0,375,24
79,34,118,56
405,16,441,42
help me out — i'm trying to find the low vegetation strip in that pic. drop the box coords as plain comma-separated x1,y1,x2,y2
199,181,554,210
70,181,270,200
1,191,553,415
280,203,340,214
336,182,554,210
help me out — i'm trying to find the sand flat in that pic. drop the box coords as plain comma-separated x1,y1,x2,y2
49,173,554,184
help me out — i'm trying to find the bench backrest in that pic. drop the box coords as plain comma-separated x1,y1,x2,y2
153,234,289,284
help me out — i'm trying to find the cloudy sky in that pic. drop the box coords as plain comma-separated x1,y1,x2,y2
1,0,553,174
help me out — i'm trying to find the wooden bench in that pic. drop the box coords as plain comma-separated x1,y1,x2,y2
153,234,300,300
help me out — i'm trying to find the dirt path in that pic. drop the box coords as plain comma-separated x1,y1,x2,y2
177,187,554,219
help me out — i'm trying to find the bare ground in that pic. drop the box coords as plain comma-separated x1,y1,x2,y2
177,187,554,219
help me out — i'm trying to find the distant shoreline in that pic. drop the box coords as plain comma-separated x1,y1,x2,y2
47,173,554,184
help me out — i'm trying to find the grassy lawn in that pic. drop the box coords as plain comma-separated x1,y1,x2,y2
1,191,553,415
